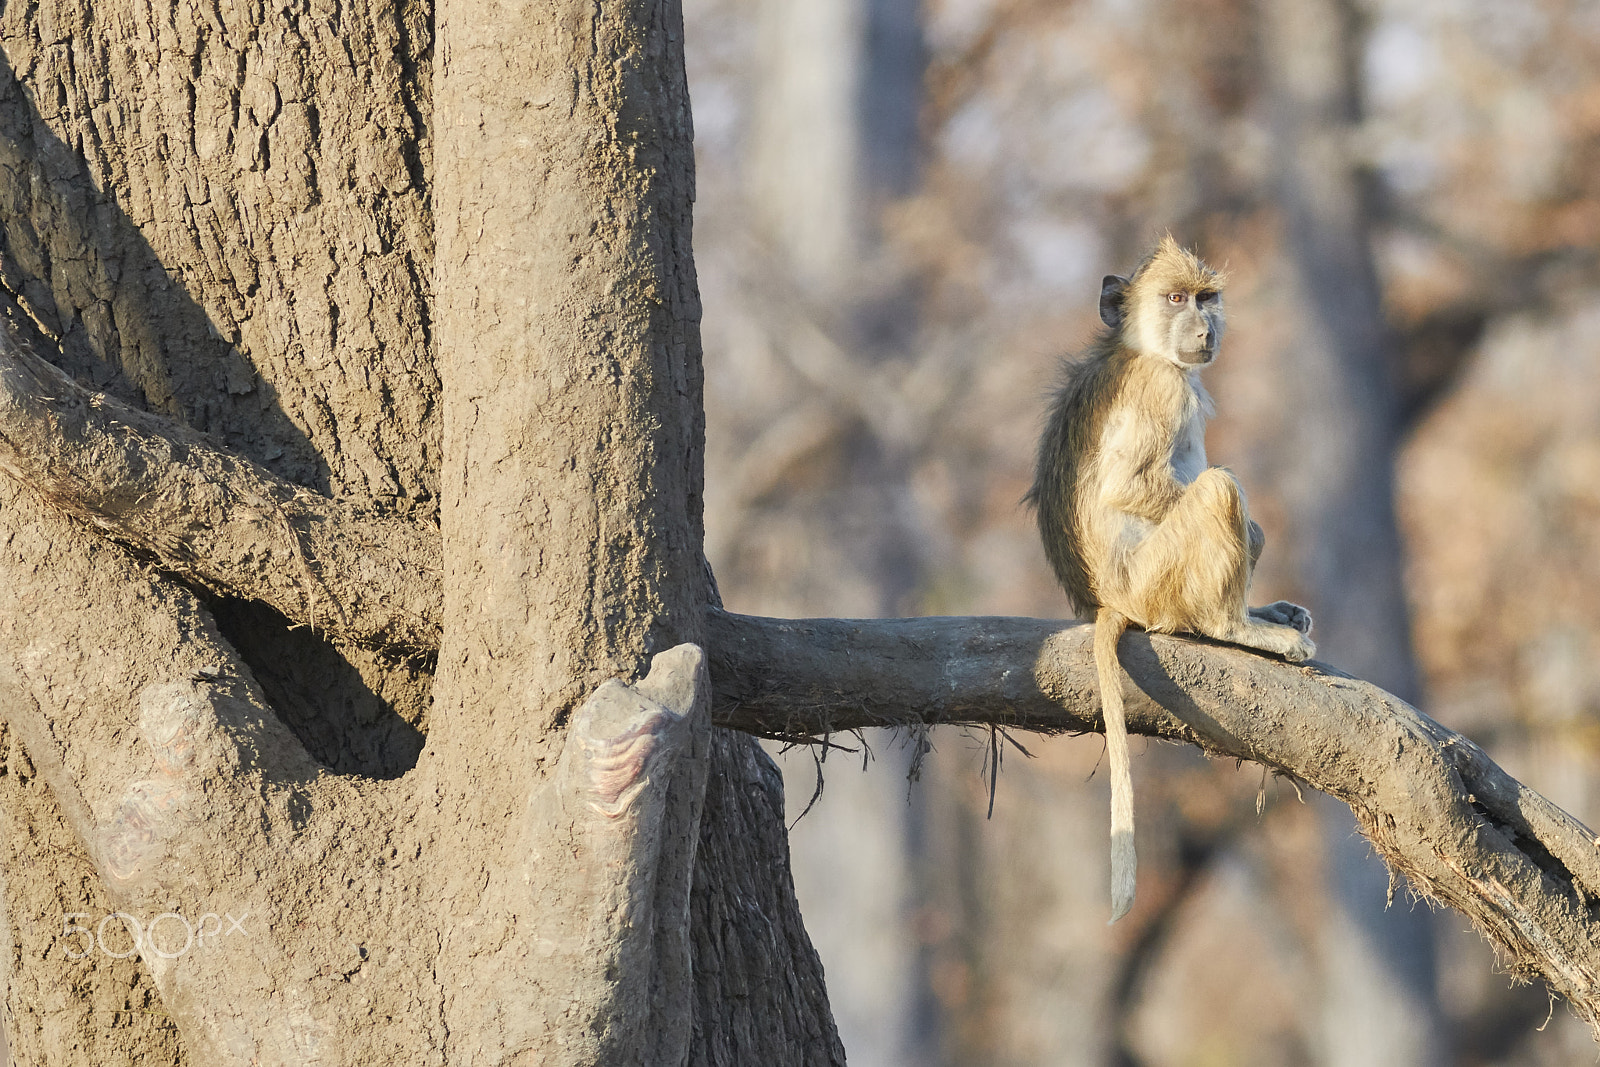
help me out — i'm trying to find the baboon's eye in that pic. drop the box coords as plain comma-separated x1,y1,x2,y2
1167,292,1186,305
1196,290,1219,305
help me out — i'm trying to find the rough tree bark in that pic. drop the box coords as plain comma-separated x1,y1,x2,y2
2,0,1599,1065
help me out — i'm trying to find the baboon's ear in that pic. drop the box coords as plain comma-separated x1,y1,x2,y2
1099,275,1130,329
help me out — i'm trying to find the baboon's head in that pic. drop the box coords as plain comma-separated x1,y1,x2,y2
1099,234,1227,367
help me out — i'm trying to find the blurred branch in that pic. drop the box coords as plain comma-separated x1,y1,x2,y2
715,229,958,450
923,0,1060,130
707,608,1600,1039
1375,211,1600,427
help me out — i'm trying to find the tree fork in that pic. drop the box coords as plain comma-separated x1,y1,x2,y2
0,479,721,1061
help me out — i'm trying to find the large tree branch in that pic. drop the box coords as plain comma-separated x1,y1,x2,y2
706,609,1600,1034
0,317,441,654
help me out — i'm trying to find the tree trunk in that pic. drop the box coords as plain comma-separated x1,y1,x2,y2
0,0,841,1063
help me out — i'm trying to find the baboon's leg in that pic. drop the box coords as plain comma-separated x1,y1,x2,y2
1221,605,1316,661
1121,468,1249,624
1122,470,1314,661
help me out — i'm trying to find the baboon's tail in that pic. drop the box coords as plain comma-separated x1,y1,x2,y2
1094,607,1135,923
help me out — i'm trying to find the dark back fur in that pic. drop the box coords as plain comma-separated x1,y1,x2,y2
1025,334,1131,614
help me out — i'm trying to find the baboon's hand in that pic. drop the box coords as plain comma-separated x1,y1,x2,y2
1250,600,1312,635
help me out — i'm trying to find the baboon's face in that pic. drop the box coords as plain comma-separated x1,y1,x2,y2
1134,287,1224,367
1098,239,1228,367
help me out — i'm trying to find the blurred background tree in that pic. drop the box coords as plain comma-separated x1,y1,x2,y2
683,0,1600,1063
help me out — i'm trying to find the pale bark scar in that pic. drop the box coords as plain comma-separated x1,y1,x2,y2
576,710,673,819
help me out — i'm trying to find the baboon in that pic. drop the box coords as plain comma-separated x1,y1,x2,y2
1027,235,1315,922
